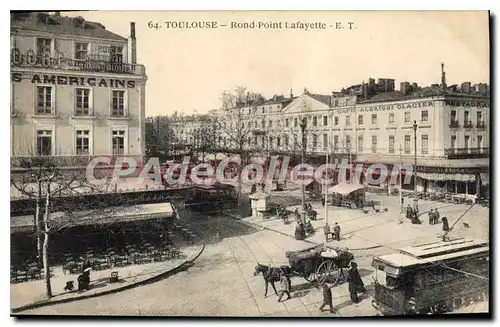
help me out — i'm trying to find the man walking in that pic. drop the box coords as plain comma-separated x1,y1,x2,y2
324,223,330,242
347,261,365,303
319,282,335,313
428,209,434,225
277,271,291,302
434,208,440,225
333,222,341,241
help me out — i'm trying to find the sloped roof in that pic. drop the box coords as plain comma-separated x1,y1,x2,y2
308,93,331,105
11,12,127,41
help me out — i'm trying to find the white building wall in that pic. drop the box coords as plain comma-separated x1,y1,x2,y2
10,28,146,164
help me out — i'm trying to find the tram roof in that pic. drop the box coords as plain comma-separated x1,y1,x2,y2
372,238,489,272
11,202,175,233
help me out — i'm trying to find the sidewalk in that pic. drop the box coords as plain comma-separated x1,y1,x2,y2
11,244,203,312
239,194,489,251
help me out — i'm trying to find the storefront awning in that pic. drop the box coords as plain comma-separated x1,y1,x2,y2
328,183,365,195
355,154,489,168
11,203,175,233
418,172,476,182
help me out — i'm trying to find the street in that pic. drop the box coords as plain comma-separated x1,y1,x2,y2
18,192,489,316
20,227,381,316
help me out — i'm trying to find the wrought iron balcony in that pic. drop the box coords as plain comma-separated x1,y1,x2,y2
449,120,460,128
444,147,489,159
477,122,487,129
463,121,473,129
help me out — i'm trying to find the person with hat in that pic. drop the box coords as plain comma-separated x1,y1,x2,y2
347,261,365,303
319,282,336,313
433,208,441,225
77,268,91,292
333,222,341,241
324,223,330,242
428,209,435,225
277,270,291,302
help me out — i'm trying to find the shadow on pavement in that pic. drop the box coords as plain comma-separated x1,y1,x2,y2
332,287,374,312
172,207,260,247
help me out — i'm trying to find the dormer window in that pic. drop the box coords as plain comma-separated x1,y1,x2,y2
75,43,89,60
36,38,52,55
110,46,123,63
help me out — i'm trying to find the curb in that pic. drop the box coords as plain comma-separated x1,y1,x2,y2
11,244,206,314
223,213,383,251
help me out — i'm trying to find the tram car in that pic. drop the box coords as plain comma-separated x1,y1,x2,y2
371,238,489,315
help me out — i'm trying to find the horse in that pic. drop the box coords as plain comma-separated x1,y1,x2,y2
254,264,293,297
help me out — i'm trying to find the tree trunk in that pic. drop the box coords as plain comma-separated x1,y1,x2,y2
43,183,53,298
43,231,52,298
35,198,43,267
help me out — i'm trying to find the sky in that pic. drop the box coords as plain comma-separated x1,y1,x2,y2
62,11,490,117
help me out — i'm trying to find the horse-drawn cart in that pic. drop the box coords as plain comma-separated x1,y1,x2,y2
285,244,354,285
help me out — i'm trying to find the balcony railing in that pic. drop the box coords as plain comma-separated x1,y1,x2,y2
477,122,487,129
444,147,489,158
449,120,460,128
463,121,473,129
11,49,145,75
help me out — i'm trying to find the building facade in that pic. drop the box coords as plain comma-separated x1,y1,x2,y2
10,12,147,167
175,68,489,197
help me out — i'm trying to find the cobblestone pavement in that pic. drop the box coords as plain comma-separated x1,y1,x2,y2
19,200,489,316
20,229,380,316
11,245,202,310
247,191,489,252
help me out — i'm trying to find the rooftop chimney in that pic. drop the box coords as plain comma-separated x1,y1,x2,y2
290,89,293,98
128,22,137,64
130,22,136,39
441,63,447,92
400,81,411,95
461,82,471,94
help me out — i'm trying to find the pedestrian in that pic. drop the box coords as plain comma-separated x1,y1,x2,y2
277,271,291,302
333,222,341,241
428,209,434,225
406,204,413,219
324,223,330,242
319,282,335,313
442,217,450,232
347,262,363,303
434,208,440,225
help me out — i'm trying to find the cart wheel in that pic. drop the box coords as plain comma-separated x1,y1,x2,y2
316,260,339,285
301,261,317,282
304,271,318,282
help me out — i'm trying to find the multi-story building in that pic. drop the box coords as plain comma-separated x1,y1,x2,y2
167,66,489,197
10,12,147,167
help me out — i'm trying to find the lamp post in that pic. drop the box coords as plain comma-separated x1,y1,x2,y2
300,117,307,217
413,120,418,213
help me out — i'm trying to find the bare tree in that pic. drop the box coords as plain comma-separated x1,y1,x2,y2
210,86,265,201
11,155,125,298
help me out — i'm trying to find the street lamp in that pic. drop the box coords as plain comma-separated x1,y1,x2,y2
300,117,307,216
413,120,418,213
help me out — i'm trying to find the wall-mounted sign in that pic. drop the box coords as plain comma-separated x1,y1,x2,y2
332,108,356,114
358,100,435,113
11,72,136,88
10,48,135,75
445,99,489,108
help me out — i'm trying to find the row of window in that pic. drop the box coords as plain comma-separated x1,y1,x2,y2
230,110,486,130
35,129,126,156
37,37,123,62
281,110,430,129
35,86,126,116
450,134,484,150
450,110,485,126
